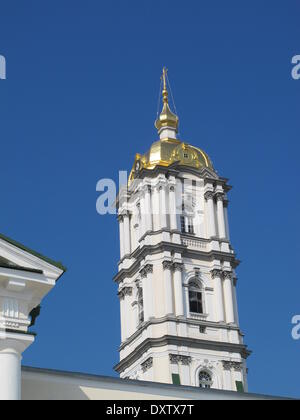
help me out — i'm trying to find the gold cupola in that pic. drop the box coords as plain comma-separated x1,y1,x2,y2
128,68,214,184
155,67,179,138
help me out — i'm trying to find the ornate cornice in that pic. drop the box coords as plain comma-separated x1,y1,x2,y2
114,242,239,284
115,335,251,374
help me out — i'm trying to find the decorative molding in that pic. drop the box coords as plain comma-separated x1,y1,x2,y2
197,359,218,371
169,354,192,365
141,357,153,372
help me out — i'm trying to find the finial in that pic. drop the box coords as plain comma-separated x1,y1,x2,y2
162,67,169,104
155,67,179,139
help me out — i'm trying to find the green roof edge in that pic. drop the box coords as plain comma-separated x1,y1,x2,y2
0,233,67,272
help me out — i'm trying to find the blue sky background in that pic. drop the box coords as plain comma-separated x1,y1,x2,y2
0,0,299,398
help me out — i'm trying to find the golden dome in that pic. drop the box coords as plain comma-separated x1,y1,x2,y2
129,139,214,184
128,69,214,184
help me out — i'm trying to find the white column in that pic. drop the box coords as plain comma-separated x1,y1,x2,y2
144,186,153,233
211,269,225,322
0,336,34,400
224,201,230,240
173,263,184,316
123,213,131,256
119,291,126,342
119,216,125,258
223,272,235,324
169,186,177,231
139,194,146,238
141,265,153,321
152,186,160,231
159,185,167,229
163,261,174,315
216,193,226,239
205,191,216,238
232,278,240,326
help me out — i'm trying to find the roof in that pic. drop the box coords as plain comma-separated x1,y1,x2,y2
0,233,66,272
21,366,291,400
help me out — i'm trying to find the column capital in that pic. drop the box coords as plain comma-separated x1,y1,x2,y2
118,287,133,300
144,185,152,194
204,191,214,201
211,269,222,279
222,271,233,280
169,354,192,365
173,262,184,272
141,357,153,373
222,360,243,372
215,193,225,202
162,261,173,271
140,264,153,278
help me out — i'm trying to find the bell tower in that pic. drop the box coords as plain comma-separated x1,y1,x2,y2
114,69,250,392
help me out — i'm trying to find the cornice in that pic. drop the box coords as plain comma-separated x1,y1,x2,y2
114,242,239,283
119,314,243,352
115,335,251,373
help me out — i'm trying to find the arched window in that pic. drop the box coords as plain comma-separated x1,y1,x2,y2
189,281,203,314
199,371,212,389
137,287,144,324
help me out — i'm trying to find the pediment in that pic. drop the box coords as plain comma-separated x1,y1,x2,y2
0,233,65,279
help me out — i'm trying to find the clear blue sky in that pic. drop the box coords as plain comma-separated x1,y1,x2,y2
0,1,299,398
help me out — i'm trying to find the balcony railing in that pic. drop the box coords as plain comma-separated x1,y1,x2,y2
181,235,208,250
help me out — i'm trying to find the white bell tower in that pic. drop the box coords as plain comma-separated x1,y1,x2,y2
114,69,250,392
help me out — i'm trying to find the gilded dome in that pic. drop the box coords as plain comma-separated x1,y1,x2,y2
129,139,214,184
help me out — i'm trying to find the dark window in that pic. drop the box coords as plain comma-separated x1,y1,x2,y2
199,326,206,334
180,216,186,233
188,218,194,234
184,153,189,159
189,290,203,314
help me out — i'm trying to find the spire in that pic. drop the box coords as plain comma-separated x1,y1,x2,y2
155,67,179,139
